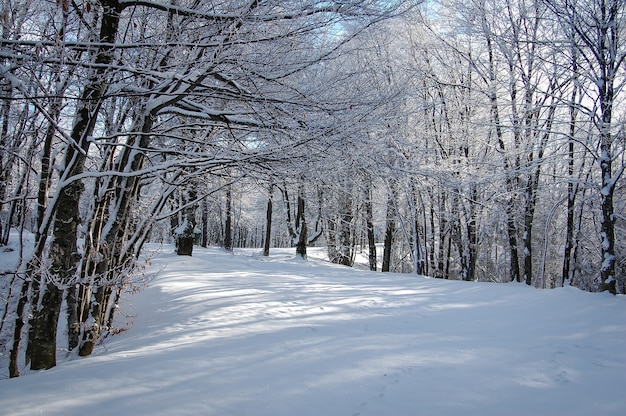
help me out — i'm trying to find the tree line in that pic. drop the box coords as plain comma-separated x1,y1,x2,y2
0,0,624,377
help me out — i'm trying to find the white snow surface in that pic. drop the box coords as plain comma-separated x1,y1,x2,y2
1,244,625,416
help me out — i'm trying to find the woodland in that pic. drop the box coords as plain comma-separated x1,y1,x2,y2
0,0,624,377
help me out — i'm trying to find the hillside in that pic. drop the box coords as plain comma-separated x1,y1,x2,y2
1,245,625,415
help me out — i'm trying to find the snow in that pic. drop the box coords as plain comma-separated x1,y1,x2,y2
1,244,625,416
173,218,189,236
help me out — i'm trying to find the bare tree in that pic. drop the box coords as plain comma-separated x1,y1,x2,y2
544,0,625,293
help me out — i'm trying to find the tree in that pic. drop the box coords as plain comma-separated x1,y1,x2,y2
544,0,625,294
2,0,416,375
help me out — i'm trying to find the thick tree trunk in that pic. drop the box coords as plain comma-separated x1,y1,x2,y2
598,46,617,294
296,219,308,259
177,230,195,256
599,157,616,294
26,0,121,370
66,284,80,352
29,178,83,369
28,283,63,370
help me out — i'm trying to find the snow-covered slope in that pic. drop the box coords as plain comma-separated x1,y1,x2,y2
1,245,625,415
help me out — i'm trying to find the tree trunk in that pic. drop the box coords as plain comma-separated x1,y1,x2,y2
562,65,580,286
326,218,338,262
9,277,30,377
437,191,447,278
382,187,395,273
365,183,377,271
263,185,273,256
466,190,478,282
66,284,80,352
295,187,307,259
28,177,83,369
26,0,122,370
337,191,354,266
224,185,233,252
28,283,63,370
296,218,308,259
177,190,198,256
599,155,616,294
201,197,209,248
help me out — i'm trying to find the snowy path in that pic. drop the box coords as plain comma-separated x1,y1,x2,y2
1,246,625,415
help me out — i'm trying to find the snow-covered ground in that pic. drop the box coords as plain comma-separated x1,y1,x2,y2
1,244,625,416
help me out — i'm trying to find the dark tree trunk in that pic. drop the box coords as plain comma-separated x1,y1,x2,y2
66,284,80,352
263,192,273,256
437,191,447,278
466,216,477,282
26,0,121,370
295,188,307,259
410,180,425,275
522,189,536,286
563,138,577,286
177,190,198,256
224,185,233,252
201,197,209,248
177,227,195,256
562,44,581,287
365,183,377,271
28,283,63,370
382,188,395,273
414,217,425,275
28,178,83,370
382,221,394,273
505,200,521,282
599,160,616,294
296,219,308,259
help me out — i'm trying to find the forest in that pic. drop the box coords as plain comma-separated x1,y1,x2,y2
0,0,624,377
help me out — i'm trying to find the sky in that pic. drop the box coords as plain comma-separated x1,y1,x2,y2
0,242,625,416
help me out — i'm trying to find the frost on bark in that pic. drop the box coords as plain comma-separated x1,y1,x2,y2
25,0,122,370
174,189,198,256
327,189,355,267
